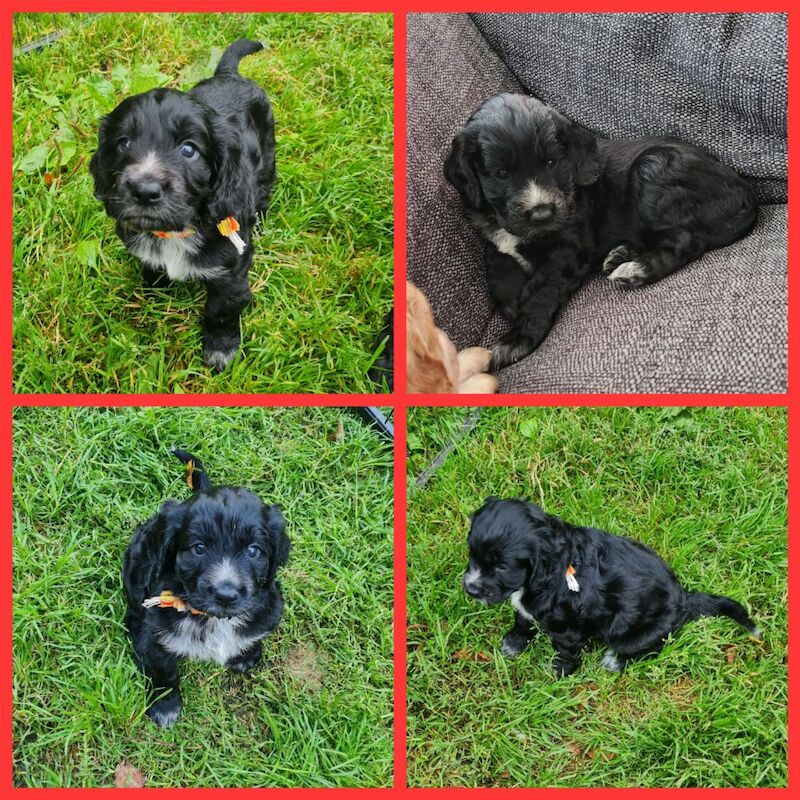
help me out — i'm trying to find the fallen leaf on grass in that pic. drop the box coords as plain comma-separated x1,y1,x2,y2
451,649,490,662
114,762,145,788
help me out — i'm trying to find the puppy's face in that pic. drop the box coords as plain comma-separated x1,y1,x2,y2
89,88,216,232
173,488,289,619
463,498,534,605
445,94,600,240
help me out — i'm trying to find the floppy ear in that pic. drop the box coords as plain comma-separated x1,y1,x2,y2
122,500,185,604
444,127,484,210
262,504,290,583
562,121,600,186
88,116,112,199
207,115,257,225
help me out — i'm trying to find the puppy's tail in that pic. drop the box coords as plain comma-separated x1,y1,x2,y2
215,39,264,76
170,446,211,493
686,591,760,638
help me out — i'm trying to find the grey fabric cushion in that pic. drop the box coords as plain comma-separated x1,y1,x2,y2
406,13,787,394
471,12,787,204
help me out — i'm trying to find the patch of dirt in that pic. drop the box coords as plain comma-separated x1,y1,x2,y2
284,643,325,692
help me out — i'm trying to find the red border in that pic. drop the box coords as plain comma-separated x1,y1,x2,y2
6,2,793,794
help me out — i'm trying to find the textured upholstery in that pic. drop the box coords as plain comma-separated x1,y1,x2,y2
406,13,787,393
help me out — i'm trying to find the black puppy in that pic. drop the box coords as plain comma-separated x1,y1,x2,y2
463,497,759,677
445,94,757,369
89,39,275,371
123,448,289,727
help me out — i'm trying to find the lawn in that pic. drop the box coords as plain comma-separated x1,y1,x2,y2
406,406,787,788
12,406,393,787
12,13,393,393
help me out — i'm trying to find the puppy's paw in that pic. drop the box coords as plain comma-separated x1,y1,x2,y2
457,347,492,380
552,656,579,677
203,344,239,372
226,647,262,674
602,244,638,276
606,260,648,289
490,335,537,371
501,631,531,658
147,692,181,728
602,649,624,672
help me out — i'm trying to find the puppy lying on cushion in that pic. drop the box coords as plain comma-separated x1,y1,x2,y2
123,447,289,727
445,94,757,369
407,281,496,393
89,39,275,371
463,497,759,676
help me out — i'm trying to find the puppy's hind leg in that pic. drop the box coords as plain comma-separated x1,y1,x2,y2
226,641,262,674
501,611,537,657
605,229,705,289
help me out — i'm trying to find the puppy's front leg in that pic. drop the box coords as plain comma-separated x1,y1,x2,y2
549,631,587,677
501,611,537,657
226,641,262,674
490,253,586,370
139,644,181,728
203,271,252,372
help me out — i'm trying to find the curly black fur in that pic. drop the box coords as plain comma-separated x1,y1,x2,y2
122,447,289,727
445,94,757,369
89,39,275,371
463,497,759,677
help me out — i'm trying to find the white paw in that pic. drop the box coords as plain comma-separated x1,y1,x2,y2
203,347,238,372
602,245,631,271
148,704,180,728
602,649,622,672
607,260,648,287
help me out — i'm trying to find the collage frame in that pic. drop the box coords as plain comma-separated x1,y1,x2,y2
4,0,795,794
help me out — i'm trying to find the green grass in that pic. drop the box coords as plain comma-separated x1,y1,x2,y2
13,407,393,787
12,13,393,393
406,407,787,787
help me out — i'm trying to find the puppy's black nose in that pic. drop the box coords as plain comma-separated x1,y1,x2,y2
527,204,554,222
128,178,164,205
213,582,240,607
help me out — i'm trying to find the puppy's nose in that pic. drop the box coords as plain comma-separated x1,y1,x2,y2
128,178,164,205
213,582,241,607
527,203,554,222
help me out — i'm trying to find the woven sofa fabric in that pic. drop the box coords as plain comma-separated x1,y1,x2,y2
406,12,787,393
471,12,788,204
406,12,524,350
489,204,787,394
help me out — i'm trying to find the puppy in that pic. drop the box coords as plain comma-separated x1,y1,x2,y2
89,39,275,371
445,94,757,369
407,281,496,393
122,447,289,727
463,498,759,677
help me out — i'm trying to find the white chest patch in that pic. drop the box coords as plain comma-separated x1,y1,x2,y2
158,615,260,665
510,588,535,622
489,228,534,274
127,233,225,282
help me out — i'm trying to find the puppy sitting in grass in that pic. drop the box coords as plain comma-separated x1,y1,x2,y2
463,497,759,677
123,447,289,727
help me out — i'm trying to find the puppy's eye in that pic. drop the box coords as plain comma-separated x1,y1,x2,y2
545,158,557,169
116,137,131,152
192,543,207,556
495,168,509,179
246,544,262,559
179,141,200,160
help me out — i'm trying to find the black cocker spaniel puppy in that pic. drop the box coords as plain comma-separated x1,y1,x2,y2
463,497,759,677
445,94,757,369
90,39,275,371
123,447,289,727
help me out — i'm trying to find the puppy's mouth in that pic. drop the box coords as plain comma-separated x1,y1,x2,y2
116,207,194,234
